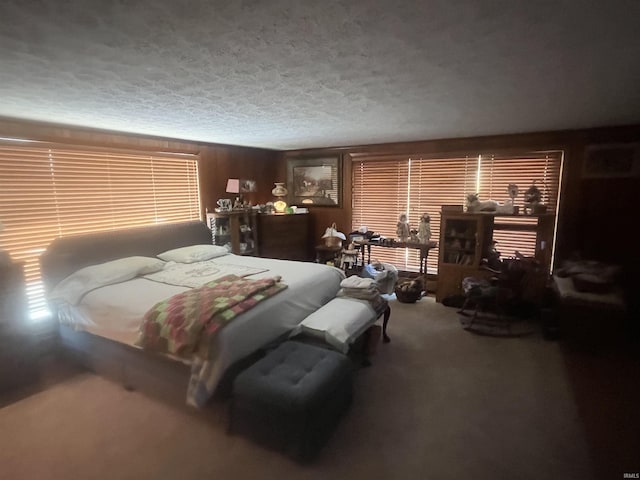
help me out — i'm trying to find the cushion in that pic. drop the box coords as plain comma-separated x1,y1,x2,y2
157,244,229,263
231,341,354,461
572,273,612,293
552,275,626,310
556,259,621,284
49,256,166,305
233,341,353,411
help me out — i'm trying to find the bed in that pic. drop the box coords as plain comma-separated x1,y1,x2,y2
40,220,345,407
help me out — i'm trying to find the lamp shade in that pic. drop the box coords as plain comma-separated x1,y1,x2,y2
226,178,240,194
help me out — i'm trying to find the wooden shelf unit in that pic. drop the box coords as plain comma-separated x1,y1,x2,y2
206,210,258,256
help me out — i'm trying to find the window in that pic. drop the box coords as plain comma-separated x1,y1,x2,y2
351,151,563,274
352,156,409,267
476,153,562,263
0,141,201,321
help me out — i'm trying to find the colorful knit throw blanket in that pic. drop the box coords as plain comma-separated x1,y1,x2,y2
136,274,287,357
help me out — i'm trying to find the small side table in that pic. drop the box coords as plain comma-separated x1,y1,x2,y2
1,260,28,324
315,245,342,266
1,260,38,393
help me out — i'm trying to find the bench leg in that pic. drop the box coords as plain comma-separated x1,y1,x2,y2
382,305,391,343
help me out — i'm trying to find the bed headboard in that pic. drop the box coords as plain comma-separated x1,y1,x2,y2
40,220,212,293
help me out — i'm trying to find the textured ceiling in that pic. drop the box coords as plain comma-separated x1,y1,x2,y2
1,0,639,150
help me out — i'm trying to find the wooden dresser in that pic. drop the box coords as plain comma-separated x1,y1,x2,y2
257,213,312,261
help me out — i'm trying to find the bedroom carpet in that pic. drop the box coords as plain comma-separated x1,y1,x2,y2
458,312,538,337
1,296,638,480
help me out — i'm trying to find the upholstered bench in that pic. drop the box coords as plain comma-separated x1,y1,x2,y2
289,296,391,355
229,340,354,461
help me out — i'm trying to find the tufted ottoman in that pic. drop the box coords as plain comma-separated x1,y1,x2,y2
229,340,354,461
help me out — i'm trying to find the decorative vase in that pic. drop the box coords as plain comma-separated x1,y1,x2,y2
271,182,288,197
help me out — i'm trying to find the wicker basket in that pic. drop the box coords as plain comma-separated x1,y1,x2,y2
324,236,342,247
394,279,423,303
323,223,344,247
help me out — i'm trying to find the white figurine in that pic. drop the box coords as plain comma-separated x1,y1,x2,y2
396,213,410,242
417,213,432,244
466,193,499,212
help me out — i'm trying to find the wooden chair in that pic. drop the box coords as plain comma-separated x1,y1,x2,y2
459,256,539,330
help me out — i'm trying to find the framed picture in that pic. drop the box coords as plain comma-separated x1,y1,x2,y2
287,155,342,207
239,179,257,193
583,143,640,178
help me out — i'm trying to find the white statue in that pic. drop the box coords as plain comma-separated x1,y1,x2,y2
396,213,410,242
417,213,432,244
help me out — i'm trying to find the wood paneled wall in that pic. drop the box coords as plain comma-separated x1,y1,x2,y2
280,125,640,268
198,144,279,214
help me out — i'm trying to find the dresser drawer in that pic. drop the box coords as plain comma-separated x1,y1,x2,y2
257,213,311,261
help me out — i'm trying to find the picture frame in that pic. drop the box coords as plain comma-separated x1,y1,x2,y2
583,143,640,178
239,179,257,193
287,155,342,207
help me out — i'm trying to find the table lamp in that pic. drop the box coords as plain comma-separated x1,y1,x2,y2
226,178,242,206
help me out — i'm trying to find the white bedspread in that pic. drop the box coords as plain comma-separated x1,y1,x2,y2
142,258,268,288
56,254,345,404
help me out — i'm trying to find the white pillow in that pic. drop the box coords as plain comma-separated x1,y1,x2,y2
291,297,377,354
50,256,166,305
157,244,230,263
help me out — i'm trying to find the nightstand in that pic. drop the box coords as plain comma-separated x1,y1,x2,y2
0,260,28,326
0,260,37,392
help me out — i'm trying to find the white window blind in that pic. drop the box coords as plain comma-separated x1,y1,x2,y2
0,142,201,320
352,157,409,267
352,151,563,274
408,156,478,272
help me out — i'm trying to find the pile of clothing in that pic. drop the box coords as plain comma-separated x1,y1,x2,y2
337,275,388,317
360,261,398,294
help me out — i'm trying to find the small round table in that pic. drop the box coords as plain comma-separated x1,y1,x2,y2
315,244,342,265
